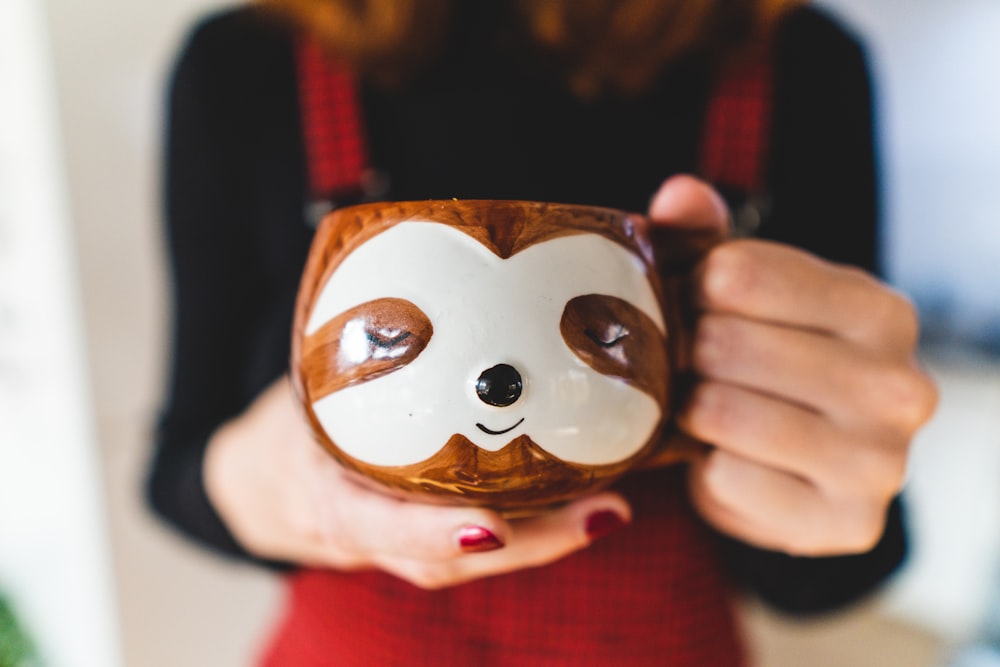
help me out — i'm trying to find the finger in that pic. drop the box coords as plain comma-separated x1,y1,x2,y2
678,381,907,498
692,312,935,431
379,492,632,589
645,176,730,271
517,490,630,545
648,175,730,231
463,491,631,571
695,240,920,354
319,469,512,564
689,450,887,556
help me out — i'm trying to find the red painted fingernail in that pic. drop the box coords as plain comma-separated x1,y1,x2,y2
585,510,627,541
457,525,504,553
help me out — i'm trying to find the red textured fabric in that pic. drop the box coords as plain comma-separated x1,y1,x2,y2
296,39,368,199
260,469,745,666
700,54,773,192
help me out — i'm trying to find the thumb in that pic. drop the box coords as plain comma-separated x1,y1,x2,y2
648,175,730,230
645,175,729,270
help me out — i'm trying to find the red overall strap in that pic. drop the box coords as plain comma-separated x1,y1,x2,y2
699,52,773,195
295,37,369,201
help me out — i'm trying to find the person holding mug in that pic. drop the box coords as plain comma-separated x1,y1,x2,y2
149,1,937,664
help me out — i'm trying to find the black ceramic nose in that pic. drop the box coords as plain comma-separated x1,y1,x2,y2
475,364,523,407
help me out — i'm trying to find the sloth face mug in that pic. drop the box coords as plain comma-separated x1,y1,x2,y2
290,200,721,513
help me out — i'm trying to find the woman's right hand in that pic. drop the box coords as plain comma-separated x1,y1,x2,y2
203,377,631,589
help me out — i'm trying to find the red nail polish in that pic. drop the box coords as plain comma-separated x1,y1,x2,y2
457,525,504,553
585,510,627,541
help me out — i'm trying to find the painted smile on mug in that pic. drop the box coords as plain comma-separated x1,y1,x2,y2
476,418,525,436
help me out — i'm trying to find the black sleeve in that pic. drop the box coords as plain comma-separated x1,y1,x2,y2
146,10,290,566
760,7,881,273
719,498,906,614
716,8,906,614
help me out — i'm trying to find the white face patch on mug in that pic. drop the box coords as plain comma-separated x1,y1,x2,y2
305,221,666,467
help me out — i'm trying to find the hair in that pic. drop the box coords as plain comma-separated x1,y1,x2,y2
261,0,804,94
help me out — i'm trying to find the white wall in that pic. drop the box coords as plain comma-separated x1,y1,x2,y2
0,1,121,665
820,0,1000,344
40,1,280,665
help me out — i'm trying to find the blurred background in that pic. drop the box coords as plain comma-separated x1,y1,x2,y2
0,0,997,665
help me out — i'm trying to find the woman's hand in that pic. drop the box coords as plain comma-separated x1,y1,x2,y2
649,176,938,557
203,378,630,589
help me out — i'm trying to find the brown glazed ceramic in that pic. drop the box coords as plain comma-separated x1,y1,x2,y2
291,200,721,512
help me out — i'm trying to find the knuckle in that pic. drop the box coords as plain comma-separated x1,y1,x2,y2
783,536,825,558
879,365,939,430
693,314,741,373
842,265,881,294
777,526,829,558
854,281,921,350
686,383,734,439
912,369,940,426
825,495,891,555
808,526,882,557
852,445,908,498
838,511,886,554
701,242,757,308
785,510,884,557
697,452,741,509
874,290,920,348
890,292,921,343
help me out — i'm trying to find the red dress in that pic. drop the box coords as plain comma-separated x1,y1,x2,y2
260,469,745,666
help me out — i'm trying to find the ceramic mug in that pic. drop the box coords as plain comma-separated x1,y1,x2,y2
290,200,720,512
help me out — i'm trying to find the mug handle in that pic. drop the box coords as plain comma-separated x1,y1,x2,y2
639,222,727,469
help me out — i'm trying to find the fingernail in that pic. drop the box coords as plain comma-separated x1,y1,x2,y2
457,525,504,553
585,510,627,541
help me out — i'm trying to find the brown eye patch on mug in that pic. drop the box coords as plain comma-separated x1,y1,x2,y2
302,297,433,401
560,293,668,409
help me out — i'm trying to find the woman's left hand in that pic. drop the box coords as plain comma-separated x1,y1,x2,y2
649,176,938,556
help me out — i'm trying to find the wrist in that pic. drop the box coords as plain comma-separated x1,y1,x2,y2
202,418,246,539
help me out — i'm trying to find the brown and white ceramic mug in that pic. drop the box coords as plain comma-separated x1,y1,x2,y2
290,200,722,513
